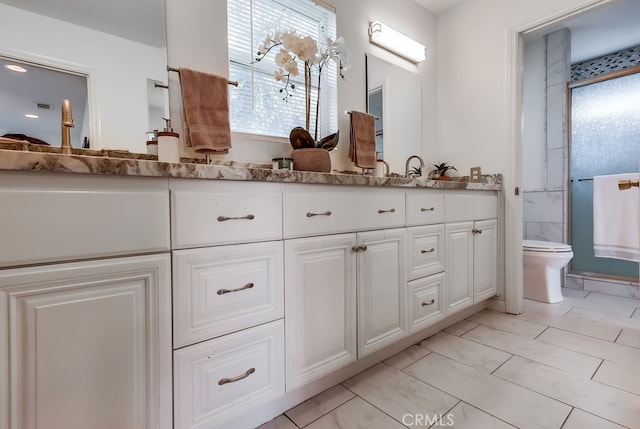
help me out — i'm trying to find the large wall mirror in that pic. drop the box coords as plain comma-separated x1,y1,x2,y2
0,0,168,153
365,54,421,174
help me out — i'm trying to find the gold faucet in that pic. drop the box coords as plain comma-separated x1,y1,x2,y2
377,159,390,176
405,155,425,177
61,99,74,155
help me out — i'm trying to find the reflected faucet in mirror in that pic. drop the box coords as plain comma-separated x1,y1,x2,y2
0,0,168,154
405,155,424,177
61,99,74,155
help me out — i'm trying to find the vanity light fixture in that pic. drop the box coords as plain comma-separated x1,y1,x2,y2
5,64,27,73
25,114,39,119
368,21,426,63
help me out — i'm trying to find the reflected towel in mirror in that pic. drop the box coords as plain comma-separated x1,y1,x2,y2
349,111,376,169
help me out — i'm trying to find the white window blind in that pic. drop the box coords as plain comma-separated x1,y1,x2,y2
227,0,338,139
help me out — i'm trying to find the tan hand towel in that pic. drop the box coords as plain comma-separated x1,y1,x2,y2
349,111,376,169
179,68,231,154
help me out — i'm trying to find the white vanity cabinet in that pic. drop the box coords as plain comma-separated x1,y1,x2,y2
405,190,448,333
444,193,498,314
406,224,446,332
283,184,407,388
169,179,286,428
0,171,172,429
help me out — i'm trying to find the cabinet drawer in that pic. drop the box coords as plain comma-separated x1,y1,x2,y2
171,188,282,248
0,175,169,267
444,192,497,222
406,191,444,226
173,241,283,348
284,188,405,238
174,320,285,429
408,273,445,333
407,225,445,280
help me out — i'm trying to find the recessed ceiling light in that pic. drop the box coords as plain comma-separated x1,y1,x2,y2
25,114,39,119
5,64,27,73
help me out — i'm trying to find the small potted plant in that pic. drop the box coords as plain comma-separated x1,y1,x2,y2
429,162,457,180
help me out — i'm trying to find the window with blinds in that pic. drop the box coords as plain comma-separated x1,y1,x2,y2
227,0,338,139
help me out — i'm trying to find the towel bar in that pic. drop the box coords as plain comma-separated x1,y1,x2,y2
167,66,239,86
346,110,379,120
618,179,639,190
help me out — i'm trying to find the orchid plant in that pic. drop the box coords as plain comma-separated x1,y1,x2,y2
255,29,348,142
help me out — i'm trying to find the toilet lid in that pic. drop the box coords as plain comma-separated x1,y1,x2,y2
523,240,572,253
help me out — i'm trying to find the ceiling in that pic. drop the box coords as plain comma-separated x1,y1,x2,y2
0,0,165,48
413,0,466,15
413,0,640,64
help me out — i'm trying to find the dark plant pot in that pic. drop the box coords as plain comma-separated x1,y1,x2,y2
291,148,331,173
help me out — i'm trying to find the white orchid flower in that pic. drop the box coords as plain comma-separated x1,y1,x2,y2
283,59,299,76
297,36,319,62
281,30,299,51
275,49,292,67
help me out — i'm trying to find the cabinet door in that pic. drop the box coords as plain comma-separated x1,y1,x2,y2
445,222,474,313
473,219,498,303
284,234,357,390
357,228,407,357
0,254,172,429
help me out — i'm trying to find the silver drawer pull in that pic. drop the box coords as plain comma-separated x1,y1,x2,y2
472,228,483,234
421,207,435,212
352,245,368,252
217,282,254,295
217,214,255,222
377,208,396,214
421,248,435,254
306,210,332,217
421,299,436,306
218,367,256,386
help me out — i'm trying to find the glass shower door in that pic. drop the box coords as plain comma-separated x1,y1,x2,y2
570,71,640,279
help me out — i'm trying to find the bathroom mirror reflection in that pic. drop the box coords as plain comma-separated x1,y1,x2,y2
0,0,168,153
365,53,421,174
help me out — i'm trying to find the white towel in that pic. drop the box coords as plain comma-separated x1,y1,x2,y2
593,173,639,262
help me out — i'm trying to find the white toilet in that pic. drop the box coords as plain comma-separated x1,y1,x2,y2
522,240,574,303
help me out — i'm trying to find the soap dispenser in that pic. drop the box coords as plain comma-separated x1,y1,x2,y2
157,118,180,163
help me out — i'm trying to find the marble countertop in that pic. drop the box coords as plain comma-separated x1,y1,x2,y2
0,148,502,191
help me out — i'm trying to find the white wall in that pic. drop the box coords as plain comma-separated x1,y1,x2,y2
436,0,613,312
0,4,168,153
165,0,436,173
435,0,610,176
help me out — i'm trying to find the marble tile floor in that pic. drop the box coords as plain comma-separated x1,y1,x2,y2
258,288,640,429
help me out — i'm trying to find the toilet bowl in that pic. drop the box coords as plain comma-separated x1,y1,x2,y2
523,240,573,303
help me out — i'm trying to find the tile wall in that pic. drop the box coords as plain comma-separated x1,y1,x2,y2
523,29,570,251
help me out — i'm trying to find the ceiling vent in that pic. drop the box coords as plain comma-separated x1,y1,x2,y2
36,103,53,110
